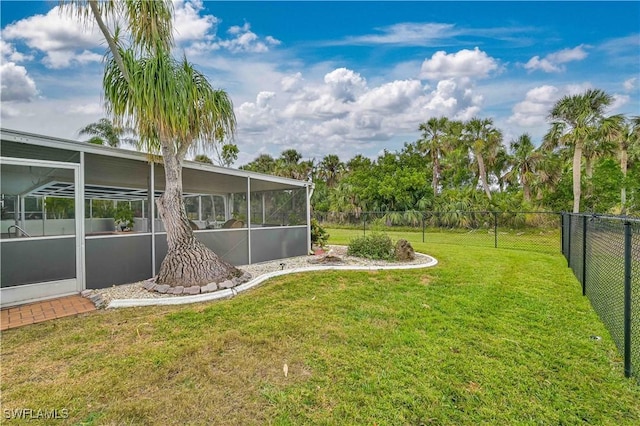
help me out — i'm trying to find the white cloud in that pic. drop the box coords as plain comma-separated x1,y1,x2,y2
623,77,636,92
173,0,218,43
609,94,630,112
524,45,588,73
217,22,281,53
508,85,560,127
228,63,492,163
419,47,499,80
343,22,458,45
359,79,423,112
0,40,33,62
324,68,367,101
0,62,38,102
1,5,103,69
69,102,104,115
281,72,304,92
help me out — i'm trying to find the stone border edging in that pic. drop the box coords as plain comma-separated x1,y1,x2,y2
107,253,438,309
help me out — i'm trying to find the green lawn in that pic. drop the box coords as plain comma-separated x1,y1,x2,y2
1,230,639,425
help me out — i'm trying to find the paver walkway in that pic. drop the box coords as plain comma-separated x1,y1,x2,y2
1,295,96,331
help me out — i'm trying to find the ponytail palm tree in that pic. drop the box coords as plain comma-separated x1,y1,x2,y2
65,0,241,286
104,47,240,286
544,89,614,213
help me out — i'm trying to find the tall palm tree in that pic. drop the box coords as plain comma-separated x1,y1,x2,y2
544,89,614,213
462,117,503,199
66,0,240,286
612,116,640,213
418,116,449,195
317,154,344,188
78,118,135,147
504,134,544,203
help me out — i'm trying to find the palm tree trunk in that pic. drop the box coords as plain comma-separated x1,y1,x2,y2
572,143,583,213
620,148,628,214
523,183,532,203
156,148,241,287
432,151,440,195
476,152,492,199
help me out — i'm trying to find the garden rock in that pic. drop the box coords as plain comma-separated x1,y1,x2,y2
219,280,235,289
394,239,415,261
185,286,201,295
155,284,170,294
201,282,218,293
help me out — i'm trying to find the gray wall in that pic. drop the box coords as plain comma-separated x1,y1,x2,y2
250,227,308,264
1,238,75,287
85,234,152,289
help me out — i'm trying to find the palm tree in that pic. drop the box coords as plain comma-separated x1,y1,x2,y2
241,154,277,174
418,116,449,195
66,1,240,286
317,154,344,188
194,154,213,164
78,118,135,147
544,89,614,213
462,117,503,200
504,134,544,203
613,116,640,213
275,149,304,178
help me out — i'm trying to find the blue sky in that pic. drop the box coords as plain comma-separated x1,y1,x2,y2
1,1,639,165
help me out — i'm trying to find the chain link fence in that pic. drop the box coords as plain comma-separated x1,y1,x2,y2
314,211,560,254
562,213,640,380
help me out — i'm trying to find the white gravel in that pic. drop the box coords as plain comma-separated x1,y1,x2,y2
89,245,437,308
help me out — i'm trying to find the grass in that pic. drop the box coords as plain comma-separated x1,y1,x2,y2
2,229,639,425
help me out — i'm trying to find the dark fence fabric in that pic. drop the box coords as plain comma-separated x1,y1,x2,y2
562,213,640,381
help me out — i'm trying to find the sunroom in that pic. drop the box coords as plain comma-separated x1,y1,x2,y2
0,128,313,307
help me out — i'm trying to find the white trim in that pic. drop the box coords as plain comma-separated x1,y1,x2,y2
150,162,156,276
1,235,75,243
85,232,152,240
306,184,311,253
0,279,78,308
247,176,251,265
248,225,307,231
0,155,83,301
107,252,438,309
77,152,85,293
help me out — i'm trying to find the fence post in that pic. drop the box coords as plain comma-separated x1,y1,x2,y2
582,215,588,296
493,212,498,249
422,212,425,243
363,212,366,236
561,213,565,255
567,214,572,268
624,221,632,378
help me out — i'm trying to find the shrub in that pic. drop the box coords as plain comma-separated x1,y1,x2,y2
311,218,329,247
347,233,394,260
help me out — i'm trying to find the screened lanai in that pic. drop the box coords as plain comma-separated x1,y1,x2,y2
0,128,313,307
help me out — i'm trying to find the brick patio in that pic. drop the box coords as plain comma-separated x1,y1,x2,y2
1,295,96,331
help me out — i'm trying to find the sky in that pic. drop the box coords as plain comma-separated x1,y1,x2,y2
1,1,639,166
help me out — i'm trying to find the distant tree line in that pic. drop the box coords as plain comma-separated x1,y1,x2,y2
240,89,640,216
